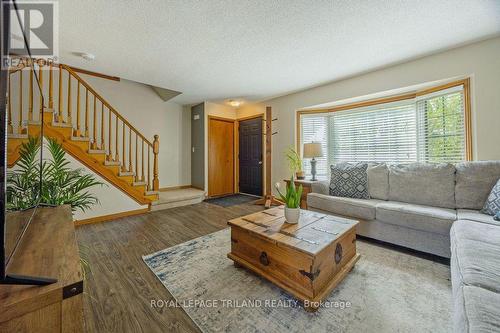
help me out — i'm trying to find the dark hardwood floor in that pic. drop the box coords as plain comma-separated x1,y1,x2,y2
76,202,264,333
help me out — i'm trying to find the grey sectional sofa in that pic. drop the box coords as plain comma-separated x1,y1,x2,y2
307,160,500,332
308,161,500,258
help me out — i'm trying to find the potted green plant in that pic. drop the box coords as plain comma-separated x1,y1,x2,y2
275,177,303,224
7,136,104,212
285,147,304,180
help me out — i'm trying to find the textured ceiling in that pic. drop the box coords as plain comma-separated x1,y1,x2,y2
59,0,500,105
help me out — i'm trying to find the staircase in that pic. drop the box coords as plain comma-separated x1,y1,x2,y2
6,58,159,205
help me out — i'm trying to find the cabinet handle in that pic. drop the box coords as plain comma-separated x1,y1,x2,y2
259,251,270,266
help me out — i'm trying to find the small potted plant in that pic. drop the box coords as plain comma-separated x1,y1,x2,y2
285,147,304,180
275,178,303,224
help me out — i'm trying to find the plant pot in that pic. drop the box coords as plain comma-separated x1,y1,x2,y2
296,171,305,180
284,207,301,224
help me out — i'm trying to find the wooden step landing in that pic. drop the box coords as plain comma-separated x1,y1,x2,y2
151,188,205,211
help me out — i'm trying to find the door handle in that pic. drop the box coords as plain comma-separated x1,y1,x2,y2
258,161,263,165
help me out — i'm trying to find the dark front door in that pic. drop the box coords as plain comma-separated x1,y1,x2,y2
239,117,263,196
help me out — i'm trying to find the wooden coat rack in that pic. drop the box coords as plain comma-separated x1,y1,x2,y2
255,106,283,208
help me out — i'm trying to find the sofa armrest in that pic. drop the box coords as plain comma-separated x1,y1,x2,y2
311,180,330,195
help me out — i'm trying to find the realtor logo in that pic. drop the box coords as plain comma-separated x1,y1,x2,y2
2,0,58,59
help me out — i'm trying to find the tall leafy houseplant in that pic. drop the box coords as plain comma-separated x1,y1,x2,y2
275,177,303,224
7,137,104,213
285,147,304,179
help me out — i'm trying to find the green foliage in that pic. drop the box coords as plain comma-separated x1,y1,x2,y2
7,137,104,213
423,92,464,163
275,177,303,209
6,136,42,210
284,147,303,173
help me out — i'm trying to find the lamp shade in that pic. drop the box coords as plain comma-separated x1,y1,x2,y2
303,142,323,158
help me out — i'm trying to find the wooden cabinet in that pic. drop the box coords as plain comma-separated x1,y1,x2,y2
0,206,84,332
283,179,319,209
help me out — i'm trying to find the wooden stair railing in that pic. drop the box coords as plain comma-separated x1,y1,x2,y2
6,58,159,204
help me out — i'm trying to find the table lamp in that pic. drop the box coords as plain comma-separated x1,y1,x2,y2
303,142,323,181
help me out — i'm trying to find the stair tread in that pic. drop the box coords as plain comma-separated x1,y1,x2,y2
104,160,121,166
52,122,73,128
88,149,106,154
152,189,205,205
28,120,42,125
71,136,90,142
8,133,28,139
151,196,204,210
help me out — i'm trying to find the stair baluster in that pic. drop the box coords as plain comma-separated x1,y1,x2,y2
67,72,72,124
7,71,12,133
115,115,119,161
58,65,62,122
48,62,53,109
85,89,89,137
29,65,34,121
135,133,139,181
129,127,132,172
75,82,81,137
122,120,126,172
91,95,97,149
147,146,151,191
18,69,24,133
141,139,145,182
38,60,44,117
153,135,159,191
101,103,105,149
107,108,112,161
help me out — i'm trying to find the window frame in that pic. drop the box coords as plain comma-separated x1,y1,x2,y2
296,78,472,163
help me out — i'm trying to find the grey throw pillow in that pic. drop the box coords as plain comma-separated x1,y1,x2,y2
482,179,500,216
329,162,369,199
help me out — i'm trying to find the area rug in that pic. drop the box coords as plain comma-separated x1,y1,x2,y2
204,194,259,207
143,229,452,333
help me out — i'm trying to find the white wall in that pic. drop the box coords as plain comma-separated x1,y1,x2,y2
60,144,146,221
258,37,500,193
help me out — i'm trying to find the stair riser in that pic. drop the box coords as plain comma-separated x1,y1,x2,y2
118,175,135,183
151,197,203,211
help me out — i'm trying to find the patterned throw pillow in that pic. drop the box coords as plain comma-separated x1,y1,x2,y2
482,179,500,216
329,162,369,199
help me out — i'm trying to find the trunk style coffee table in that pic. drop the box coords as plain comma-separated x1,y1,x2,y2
227,206,360,312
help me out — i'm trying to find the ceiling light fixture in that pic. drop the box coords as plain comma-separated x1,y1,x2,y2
81,53,96,61
229,100,241,108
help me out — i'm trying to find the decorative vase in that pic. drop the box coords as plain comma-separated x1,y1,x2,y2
296,171,305,180
284,207,301,224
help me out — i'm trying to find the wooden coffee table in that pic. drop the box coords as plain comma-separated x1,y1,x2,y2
227,206,359,312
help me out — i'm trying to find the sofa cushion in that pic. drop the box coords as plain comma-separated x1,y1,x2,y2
311,180,329,195
457,209,500,226
455,161,500,210
329,162,369,199
453,237,500,294
482,179,500,215
388,163,456,209
452,219,500,246
376,201,456,235
367,163,389,200
307,193,382,220
454,286,500,333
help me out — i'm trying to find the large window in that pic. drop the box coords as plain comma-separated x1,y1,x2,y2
298,80,470,179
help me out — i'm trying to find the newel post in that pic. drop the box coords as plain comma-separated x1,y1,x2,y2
153,135,160,191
